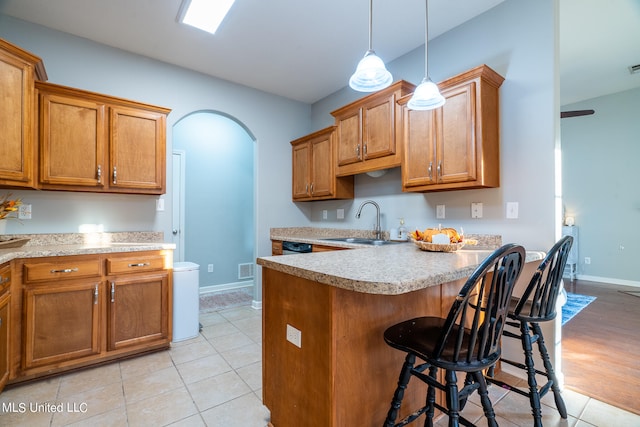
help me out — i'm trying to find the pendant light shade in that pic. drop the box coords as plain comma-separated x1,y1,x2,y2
407,0,445,110
349,0,392,92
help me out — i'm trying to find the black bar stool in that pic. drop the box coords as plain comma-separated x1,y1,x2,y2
486,235,573,427
382,243,526,427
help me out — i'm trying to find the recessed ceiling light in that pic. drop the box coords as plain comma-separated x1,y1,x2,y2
178,0,236,35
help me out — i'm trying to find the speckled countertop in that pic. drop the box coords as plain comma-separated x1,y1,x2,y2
258,227,543,295
0,232,175,264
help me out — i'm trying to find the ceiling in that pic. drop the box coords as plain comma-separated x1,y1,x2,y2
1,0,639,105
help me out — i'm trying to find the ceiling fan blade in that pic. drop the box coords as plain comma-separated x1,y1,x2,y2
561,109,595,118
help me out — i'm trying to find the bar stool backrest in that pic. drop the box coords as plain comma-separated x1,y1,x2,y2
434,244,526,371
513,236,574,323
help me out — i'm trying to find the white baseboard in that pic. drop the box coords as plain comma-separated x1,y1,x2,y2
577,275,640,288
199,281,254,296
251,300,262,310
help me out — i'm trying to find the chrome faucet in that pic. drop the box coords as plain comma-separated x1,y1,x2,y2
355,200,382,240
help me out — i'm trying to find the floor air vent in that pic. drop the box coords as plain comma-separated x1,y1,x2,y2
238,263,254,279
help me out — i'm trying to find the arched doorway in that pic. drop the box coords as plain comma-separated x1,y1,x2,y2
172,111,256,301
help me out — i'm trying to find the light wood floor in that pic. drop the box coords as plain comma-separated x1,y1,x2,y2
562,279,640,415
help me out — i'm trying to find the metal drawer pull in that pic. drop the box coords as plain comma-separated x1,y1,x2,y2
94,284,99,305
128,263,150,268
111,282,115,303
0,276,9,285
97,164,102,183
50,268,79,274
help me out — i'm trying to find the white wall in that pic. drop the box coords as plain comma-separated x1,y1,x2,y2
307,0,559,253
562,87,640,285
0,14,314,303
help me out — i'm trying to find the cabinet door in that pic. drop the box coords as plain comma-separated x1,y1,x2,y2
336,110,362,166
0,47,37,187
110,106,166,193
23,282,101,369
107,273,170,351
401,106,437,188
0,292,9,390
292,142,311,200
39,91,106,187
437,82,477,184
310,134,333,198
362,94,395,160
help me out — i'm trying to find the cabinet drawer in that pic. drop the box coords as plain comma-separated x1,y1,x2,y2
23,259,102,283
0,264,10,294
106,254,166,275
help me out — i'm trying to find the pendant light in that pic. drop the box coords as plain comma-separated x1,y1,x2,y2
349,0,392,92
407,0,445,110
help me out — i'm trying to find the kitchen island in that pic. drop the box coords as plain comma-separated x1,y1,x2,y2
257,242,544,427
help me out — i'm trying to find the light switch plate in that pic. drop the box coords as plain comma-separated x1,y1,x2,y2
436,205,445,219
18,204,32,219
506,202,519,219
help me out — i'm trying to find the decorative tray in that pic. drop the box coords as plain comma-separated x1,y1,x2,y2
0,237,30,249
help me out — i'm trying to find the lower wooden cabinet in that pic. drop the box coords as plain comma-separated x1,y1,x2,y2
23,281,101,369
0,263,11,392
107,273,169,351
10,251,172,382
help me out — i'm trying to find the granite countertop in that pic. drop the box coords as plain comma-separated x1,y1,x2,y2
258,227,543,295
0,232,175,264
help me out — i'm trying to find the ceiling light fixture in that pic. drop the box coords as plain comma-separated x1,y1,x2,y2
407,0,445,110
349,0,392,92
178,0,236,35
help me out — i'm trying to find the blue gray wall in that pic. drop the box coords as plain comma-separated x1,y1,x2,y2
561,87,640,284
305,0,559,253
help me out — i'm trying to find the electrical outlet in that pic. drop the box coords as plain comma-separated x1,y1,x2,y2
471,202,483,219
286,324,301,348
584,257,591,265
322,210,328,220
156,198,165,211
436,205,445,219
18,204,32,219
337,209,344,220
506,202,519,219
207,264,214,272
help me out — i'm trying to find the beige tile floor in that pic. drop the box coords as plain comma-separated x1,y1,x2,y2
1,305,638,427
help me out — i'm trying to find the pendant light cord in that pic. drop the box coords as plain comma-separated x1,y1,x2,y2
424,0,429,76
368,0,373,51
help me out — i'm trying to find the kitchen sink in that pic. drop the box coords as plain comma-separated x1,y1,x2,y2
321,237,399,246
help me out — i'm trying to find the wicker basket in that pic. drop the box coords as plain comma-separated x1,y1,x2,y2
412,240,465,252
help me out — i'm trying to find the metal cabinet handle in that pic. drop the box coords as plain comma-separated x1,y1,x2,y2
112,166,117,184
355,144,360,159
172,229,179,235
0,276,9,285
110,282,115,303
128,263,150,268
428,162,433,181
50,268,79,274
94,284,99,305
363,143,367,157
437,160,442,178
97,165,102,183
310,183,314,195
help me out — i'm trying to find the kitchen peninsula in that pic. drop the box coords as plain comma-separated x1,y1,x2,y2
257,230,543,427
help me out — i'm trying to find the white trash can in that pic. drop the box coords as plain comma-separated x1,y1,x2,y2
172,262,200,342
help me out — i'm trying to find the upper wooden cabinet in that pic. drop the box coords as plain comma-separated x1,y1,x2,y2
36,82,170,194
399,65,504,192
331,81,415,177
0,39,47,188
291,126,353,201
